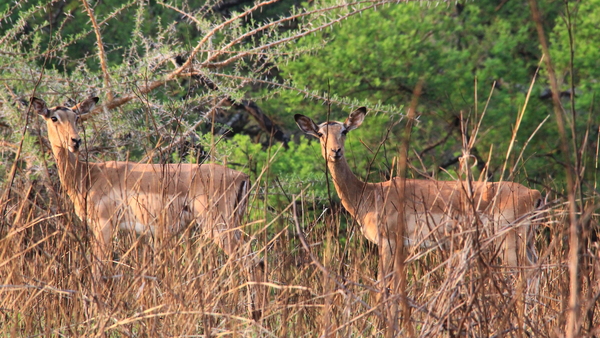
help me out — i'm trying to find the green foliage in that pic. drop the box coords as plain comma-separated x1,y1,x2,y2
1,0,599,336
1,0,596,196
228,133,329,201
551,0,600,91
550,0,600,125
274,0,575,186
545,0,600,190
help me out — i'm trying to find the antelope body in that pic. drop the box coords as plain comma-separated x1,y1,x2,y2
295,108,542,283
32,96,251,263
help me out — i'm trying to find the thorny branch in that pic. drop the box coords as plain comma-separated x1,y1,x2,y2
82,0,113,101
86,0,396,113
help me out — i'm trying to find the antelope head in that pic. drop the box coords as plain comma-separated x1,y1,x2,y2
294,107,366,162
31,97,98,154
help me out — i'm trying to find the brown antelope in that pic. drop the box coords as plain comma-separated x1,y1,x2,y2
295,107,542,285
32,96,264,316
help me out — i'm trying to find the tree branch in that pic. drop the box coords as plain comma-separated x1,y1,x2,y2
82,0,113,101
229,99,289,147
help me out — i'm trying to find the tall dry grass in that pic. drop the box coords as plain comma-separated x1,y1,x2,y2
1,137,598,337
1,0,597,336
1,65,598,337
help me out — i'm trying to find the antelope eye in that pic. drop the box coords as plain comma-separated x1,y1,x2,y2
317,132,323,138
50,116,58,122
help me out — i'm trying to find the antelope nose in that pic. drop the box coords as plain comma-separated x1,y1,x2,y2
331,148,342,157
72,138,81,149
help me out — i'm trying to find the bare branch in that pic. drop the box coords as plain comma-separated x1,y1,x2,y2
173,0,281,76
81,0,113,101
204,0,389,69
228,99,289,147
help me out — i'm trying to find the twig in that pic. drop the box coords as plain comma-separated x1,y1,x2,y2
292,198,381,317
81,0,112,101
529,1,580,336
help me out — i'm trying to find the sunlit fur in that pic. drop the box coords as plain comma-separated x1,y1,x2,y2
32,97,252,264
296,108,542,285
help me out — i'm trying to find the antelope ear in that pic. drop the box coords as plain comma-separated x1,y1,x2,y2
72,97,99,117
294,114,320,138
31,97,50,118
344,107,366,131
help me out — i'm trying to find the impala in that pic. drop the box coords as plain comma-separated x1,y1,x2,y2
32,96,264,316
295,108,542,285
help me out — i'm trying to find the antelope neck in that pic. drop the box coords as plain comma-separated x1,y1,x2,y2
326,156,367,216
51,145,90,205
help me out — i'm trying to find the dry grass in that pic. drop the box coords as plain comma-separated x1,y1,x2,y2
1,167,598,337
1,1,596,336
1,88,597,337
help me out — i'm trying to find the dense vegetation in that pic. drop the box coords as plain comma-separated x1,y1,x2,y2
0,0,598,336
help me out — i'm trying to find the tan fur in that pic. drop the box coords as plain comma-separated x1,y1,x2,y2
32,97,251,262
295,108,542,283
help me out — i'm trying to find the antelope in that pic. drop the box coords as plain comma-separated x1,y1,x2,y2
295,107,542,285
32,96,264,316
